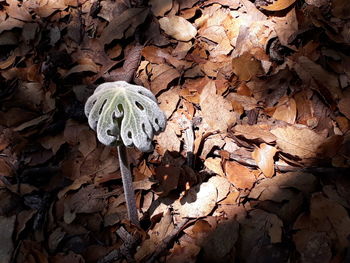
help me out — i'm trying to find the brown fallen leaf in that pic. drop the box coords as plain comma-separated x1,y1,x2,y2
224,161,256,189
271,125,325,158
155,120,181,155
204,157,225,177
154,165,181,196
252,143,277,178
157,86,181,118
272,96,297,124
173,182,217,218
100,8,149,44
233,124,276,143
200,81,236,132
150,64,180,95
135,209,174,261
208,176,231,202
0,215,16,263
150,0,173,17
232,52,264,81
294,192,350,250
260,0,296,11
338,89,350,120
167,241,201,263
293,230,332,263
159,16,197,41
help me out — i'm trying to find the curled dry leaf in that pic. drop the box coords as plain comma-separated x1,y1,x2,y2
159,16,197,41
252,143,277,178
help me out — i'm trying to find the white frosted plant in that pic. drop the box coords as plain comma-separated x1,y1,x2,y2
85,81,166,226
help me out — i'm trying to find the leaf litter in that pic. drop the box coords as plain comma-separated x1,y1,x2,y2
0,0,350,262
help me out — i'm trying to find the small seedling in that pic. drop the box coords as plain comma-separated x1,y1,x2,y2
85,81,166,226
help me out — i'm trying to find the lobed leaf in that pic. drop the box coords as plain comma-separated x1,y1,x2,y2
85,81,166,152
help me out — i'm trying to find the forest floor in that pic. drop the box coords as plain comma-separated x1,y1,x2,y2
1,0,350,262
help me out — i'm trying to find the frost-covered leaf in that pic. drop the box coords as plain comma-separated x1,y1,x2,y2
85,81,166,152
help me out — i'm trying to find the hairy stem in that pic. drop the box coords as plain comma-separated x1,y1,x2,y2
117,145,139,226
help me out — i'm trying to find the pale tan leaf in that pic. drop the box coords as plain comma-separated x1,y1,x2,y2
271,126,325,158
200,81,236,132
260,0,296,11
272,97,297,124
155,121,181,155
252,143,277,178
173,182,217,218
233,124,276,143
204,157,225,176
208,175,231,202
159,16,197,41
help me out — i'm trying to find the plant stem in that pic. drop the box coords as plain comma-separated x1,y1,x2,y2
117,144,139,226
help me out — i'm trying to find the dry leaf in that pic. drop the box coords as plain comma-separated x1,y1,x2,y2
294,192,350,250
0,215,16,263
200,81,236,132
157,87,181,118
260,0,296,11
271,126,325,158
338,89,350,119
167,241,201,263
150,0,173,17
272,97,297,124
208,176,231,202
159,16,197,41
224,161,256,189
293,230,332,263
173,182,217,218
233,124,276,143
150,64,180,95
204,157,225,176
232,52,263,81
100,8,149,44
155,120,181,155
252,143,277,178
135,210,174,261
